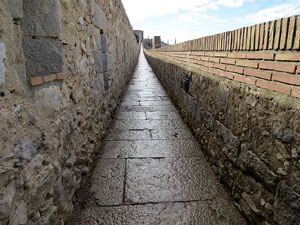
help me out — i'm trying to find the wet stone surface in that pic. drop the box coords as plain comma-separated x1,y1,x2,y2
125,157,226,204
118,105,176,112
90,159,125,206
100,140,204,159
112,119,188,130
77,200,246,225
73,51,246,224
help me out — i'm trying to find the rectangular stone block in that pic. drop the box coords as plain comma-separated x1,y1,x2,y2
125,158,225,204
102,53,108,72
115,36,119,60
259,23,264,49
92,3,107,32
250,26,255,50
255,24,259,50
274,19,282,50
21,0,61,37
294,16,300,49
22,39,63,77
90,159,125,206
269,20,275,50
0,43,6,86
280,18,288,50
7,0,23,20
287,16,295,49
264,22,269,49
246,26,251,50
104,73,109,90
91,73,105,95
239,28,244,50
237,29,241,50
93,50,103,73
101,34,107,53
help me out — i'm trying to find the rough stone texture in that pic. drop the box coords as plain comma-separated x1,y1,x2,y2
76,200,246,225
92,3,107,32
101,35,107,53
33,85,68,117
0,182,15,220
125,157,225,204
22,39,63,78
145,52,300,225
0,0,139,224
90,159,125,206
70,52,246,225
93,49,103,73
238,150,279,188
101,140,203,158
274,181,300,225
13,138,38,166
0,43,6,86
21,0,61,37
7,0,23,20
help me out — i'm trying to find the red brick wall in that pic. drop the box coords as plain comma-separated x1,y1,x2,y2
149,15,300,99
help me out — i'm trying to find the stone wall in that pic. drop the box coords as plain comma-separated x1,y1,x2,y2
0,0,139,224
145,14,300,225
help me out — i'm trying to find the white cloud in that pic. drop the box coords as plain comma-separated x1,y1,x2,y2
122,0,249,22
122,0,300,44
170,11,217,26
246,1,300,23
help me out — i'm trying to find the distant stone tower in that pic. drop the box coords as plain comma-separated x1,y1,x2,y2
152,36,161,49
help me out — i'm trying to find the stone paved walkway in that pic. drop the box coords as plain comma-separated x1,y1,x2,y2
73,51,247,224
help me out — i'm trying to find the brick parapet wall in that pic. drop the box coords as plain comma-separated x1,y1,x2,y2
148,50,300,98
148,15,300,98
155,15,300,52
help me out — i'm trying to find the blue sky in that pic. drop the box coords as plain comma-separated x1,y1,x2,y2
122,0,300,44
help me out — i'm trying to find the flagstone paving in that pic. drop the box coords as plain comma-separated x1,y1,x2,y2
72,51,247,225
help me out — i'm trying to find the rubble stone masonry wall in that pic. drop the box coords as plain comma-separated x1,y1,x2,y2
0,0,139,224
145,14,300,225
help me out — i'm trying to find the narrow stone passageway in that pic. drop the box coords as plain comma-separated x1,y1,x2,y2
72,50,247,225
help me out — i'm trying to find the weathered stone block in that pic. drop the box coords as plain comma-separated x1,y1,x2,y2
0,182,16,220
54,169,76,211
93,50,103,73
92,3,107,32
21,0,61,37
274,181,300,225
237,151,279,188
276,128,300,144
10,201,27,225
0,43,6,87
102,53,108,72
93,50,111,73
104,73,109,90
101,34,107,53
22,39,63,77
13,138,38,166
0,164,15,190
77,0,87,9
91,74,105,94
33,85,64,117
7,0,23,20
215,121,240,163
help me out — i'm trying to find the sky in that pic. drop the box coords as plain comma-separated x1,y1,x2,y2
122,0,300,44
